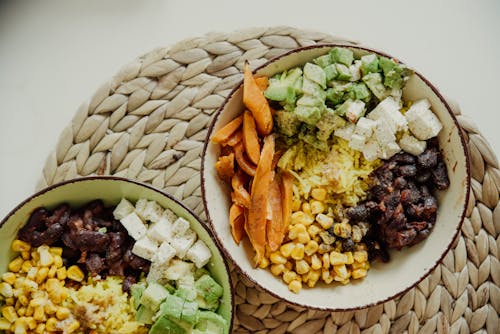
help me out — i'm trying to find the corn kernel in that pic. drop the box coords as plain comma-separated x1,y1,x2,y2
345,252,354,265
2,306,18,322
310,201,325,215
304,240,319,256
352,269,368,279
259,257,269,269
14,277,24,289
56,267,67,281
288,280,302,293
290,244,305,260
301,203,311,214
67,320,80,333
21,279,38,292
282,271,297,284
322,269,333,284
291,211,306,225
310,254,322,270
330,251,348,265
316,214,333,229
26,267,37,281
270,252,287,265
8,257,23,273
67,265,84,282
295,260,310,275
46,317,58,331
307,224,322,238
18,295,29,307
322,253,330,269
292,198,301,211
5,298,14,306
306,269,321,288
351,225,363,242
44,303,57,315
48,265,57,278
26,316,36,330
30,251,39,262
56,307,70,320
333,222,352,238
311,188,327,201
49,247,63,256
12,318,27,334
0,282,13,298
297,232,310,244
280,243,294,258
0,318,10,330
1,273,16,285
17,307,26,317
25,306,33,317
35,323,45,334
20,251,31,261
333,264,349,279
12,240,31,253
53,256,63,269
35,267,49,285
29,297,45,308
270,264,285,277
284,261,293,271
353,250,368,263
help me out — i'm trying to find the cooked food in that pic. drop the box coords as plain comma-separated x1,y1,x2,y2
0,199,227,333
213,47,450,293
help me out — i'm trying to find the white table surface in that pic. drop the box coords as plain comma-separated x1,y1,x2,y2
1,0,499,219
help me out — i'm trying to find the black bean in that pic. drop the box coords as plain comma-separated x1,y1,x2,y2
417,148,438,169
347,205,370,222
432,161,450,190
341,238,355,252
397,165,417,177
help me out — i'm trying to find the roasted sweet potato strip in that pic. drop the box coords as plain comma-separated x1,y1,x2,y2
254,76,269,92
234,142,256,177
229,204,245,245
243,63,273,136
266,174,285,252
211,115,243,144
247,135,275,266
242,111,261,165
281,171,294,231
225,129,243,147
214,153,235,181
231,171,251,208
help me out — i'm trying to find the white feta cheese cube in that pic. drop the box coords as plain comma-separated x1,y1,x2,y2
172,217,191,236
405,100,442,140
410,98,431,110
399,132,427,156
381,142,401,160
162,208,178,223
120,212,147,240
186,239,212,268
334,123,355,141
373,120,396,146
169,229,196,258
348,134,366,151
153,241,176,265
147,217,173,243
165,259,194,281
389,88,402,102
354,117,376,137
345,100,366,123
113,198,135,220
132,237,159,261
141,200,164,223
134,199,149,220
362,138,381,161
367,97,406,132
349,60,362,82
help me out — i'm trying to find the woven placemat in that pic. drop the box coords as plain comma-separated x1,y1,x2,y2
37,26,499,333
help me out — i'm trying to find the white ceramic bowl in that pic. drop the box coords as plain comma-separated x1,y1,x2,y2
201,44,470,310
0,176,234,332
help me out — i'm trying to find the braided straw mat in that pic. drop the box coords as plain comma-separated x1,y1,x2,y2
36,27,499,333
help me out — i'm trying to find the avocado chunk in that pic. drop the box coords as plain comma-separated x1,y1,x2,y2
195,275,224,307
181,300,199,325
304,63,326,89
157,294,185,320
313,54,332,68
335,64,352,81
316,109,346,141
135,305,155,325
346,83,371,102
294,106,323,126
329,47,354,66
130,282,146,310
323,63,338,81
362,72,388,100
140,282,170,312
149,316,187,334
264,68,302,104
325,87,344,106
194,311,228,334
360,54,379,75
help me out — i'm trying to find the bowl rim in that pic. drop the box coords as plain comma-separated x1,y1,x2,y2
200,43,471,311
0,175,235,331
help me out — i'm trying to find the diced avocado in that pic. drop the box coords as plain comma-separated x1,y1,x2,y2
195,275,224,306
135,305,155,325
164,282,177,294
378,57,398,74
140,282,170,312
149,316,187,334
304,63,326,88
362,73,388,100
326,87,344,105
323,64,338,81
384,69,404,89
294,106,323,126
316,109,346,141
301,77,326,100
346,83,371,102
157,294,185,320
175,286,197,302
329,47,354,66
264,84,295,103
181,300,199,325
194,268,210,280
296,95,324,108
335,64,352,81
313,54,332,68
275,110,301,137
130,282,146,310
195,294,219,312
360,54,379,75
195,311,228,334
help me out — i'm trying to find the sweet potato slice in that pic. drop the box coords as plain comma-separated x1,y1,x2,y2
231,171,251,208
211,115,243,144
242,111,261,165
281,171,294,231
254,76,269,92
243,63,273,136
225,129,243,147
214,153,235,181
247,134,275,266
234,142,256,177
266,175,285,252
229,204,246,245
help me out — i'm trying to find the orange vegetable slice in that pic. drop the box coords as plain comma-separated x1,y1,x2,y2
254,76,269,92
229,204,246,245
225,129,243,147
231,171,251,208
243,63,273,136
266,174,285,252
242,111,261,165
234,142,256,177
211,115,243,144
214,153,235,181
247,134,275,266
281,171,294,231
